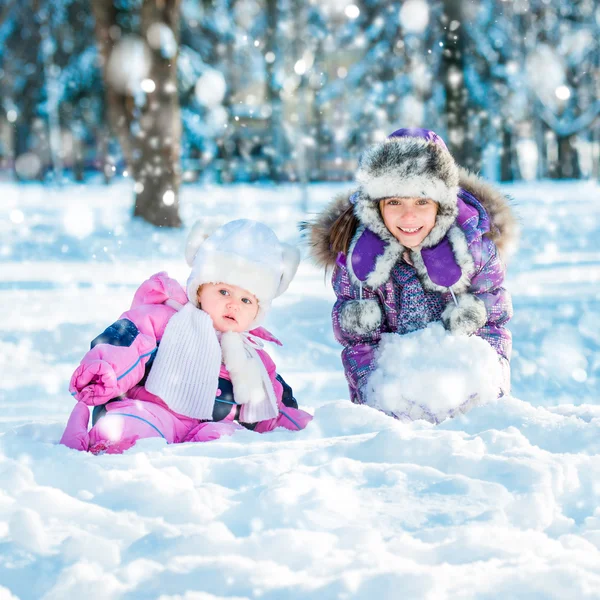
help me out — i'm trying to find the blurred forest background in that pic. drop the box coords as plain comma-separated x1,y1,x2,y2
1,0,599,225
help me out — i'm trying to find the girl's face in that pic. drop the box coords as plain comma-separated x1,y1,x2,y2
197,283,259,332
380,197,438,248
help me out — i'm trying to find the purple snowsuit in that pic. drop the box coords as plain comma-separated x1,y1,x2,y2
332,191,513,404
307,128,516,406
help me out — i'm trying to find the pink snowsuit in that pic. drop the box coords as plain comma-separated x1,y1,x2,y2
60,272,312,454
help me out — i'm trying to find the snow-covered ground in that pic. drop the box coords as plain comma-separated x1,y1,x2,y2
1,178,599,599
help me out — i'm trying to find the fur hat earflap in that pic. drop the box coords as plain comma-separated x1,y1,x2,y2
185,219,300,327
220,331,279,422
441,293,487,336
339,299,382,335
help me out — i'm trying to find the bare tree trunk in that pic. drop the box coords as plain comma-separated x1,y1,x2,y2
442,0,469,167
92,2,136,172
133,0,182,226
92,0,182,227
265,0,284,180
39,23,64,183
500,128,523,182
592,125,600,181
533,115,546,179
555,134,581,179
73,127,85,182
500,129,513,181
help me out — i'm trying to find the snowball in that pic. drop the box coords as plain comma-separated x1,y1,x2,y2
555,85,571,101
234,0,261,29
146,22,178,59
194,69,226,108
345,4,360,19
399,0,429,34
205,105,229,135
162,190,175,206
401,95,424,127
525,45,565,108
365,323,502,424
106,35,152,95
9,209,24,224
140,78,156,93
15,152,42,180
63,205,95,239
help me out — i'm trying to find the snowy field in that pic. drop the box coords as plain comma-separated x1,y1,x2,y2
1,178,599,599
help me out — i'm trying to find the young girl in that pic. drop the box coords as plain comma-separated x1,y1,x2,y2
60,219,312,454
306,128,516,412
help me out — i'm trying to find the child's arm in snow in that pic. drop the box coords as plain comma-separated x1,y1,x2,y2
331,259,385,404
69,304,174,405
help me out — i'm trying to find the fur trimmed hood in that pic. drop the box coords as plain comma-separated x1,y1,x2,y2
306,167,518,270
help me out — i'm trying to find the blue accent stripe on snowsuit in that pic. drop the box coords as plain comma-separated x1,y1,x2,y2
116,348,157,381
279,409,301,430
109,412,166,439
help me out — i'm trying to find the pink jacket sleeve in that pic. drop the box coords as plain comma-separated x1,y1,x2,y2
69,290,177,406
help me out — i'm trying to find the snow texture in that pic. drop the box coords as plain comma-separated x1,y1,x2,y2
0,179,599,599
365,323,502,424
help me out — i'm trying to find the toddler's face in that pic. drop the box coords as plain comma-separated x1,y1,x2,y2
380,197,438,248
197,283,259,332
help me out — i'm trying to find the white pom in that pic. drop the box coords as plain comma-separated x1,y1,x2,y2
339,299,382,334
185,220,208,267
442,293,487,335
220,332,264,405
276,243,300,297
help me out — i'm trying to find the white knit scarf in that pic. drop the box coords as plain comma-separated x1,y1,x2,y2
145,301,221,419
146,301,279,422
220,330,279,423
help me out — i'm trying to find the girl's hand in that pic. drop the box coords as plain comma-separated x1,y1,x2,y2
69,360,118,406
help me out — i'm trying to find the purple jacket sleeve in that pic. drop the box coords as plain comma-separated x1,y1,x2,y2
468,237,513,394
331,259,384,404
69,304,174,405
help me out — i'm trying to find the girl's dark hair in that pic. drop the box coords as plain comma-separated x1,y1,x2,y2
329,203,360,256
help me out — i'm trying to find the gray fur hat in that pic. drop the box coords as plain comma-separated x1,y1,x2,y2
353,127,460,249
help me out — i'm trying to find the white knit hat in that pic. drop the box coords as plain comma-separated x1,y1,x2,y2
185,219,300,327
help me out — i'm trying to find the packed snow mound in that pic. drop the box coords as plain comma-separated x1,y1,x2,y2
365,323,502,424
